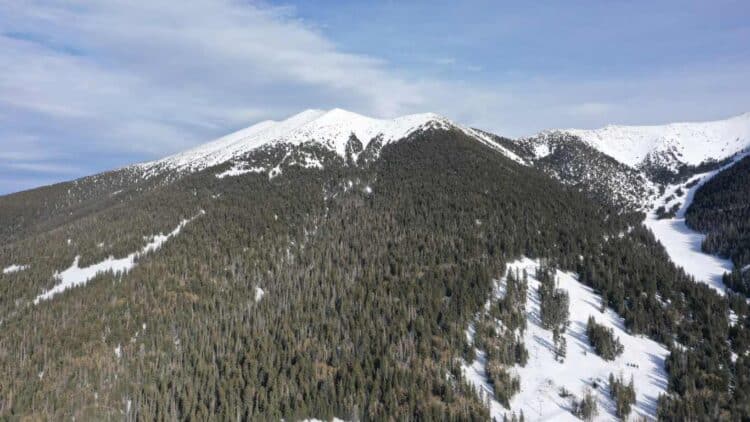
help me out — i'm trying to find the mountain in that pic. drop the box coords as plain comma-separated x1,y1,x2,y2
558,112,750,178
509,112,750,211
137,108,524,177
499,113,750,299
0,109,748,420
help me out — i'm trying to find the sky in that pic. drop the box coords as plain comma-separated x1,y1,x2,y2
1,0,749,194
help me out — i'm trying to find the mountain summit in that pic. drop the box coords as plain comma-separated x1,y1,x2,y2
136,108,523,177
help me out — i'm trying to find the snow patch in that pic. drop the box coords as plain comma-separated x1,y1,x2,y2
2,264,29,274
215,163,266,179
463,257,669,421
34,212,204,303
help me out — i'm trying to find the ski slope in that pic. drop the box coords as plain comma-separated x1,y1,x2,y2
644,153,748,294
463,257,669,421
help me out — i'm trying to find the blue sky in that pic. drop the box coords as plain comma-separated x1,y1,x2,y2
1,0,748,194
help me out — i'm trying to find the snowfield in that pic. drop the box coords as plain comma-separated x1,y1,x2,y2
556,112,750,169
463,257,669,421
138,108,523,176
34,211,204,303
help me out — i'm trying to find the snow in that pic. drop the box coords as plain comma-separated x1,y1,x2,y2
533,143,552,159
2,264,29,274
215,163,266,179
34,212,203,303
644,218,732,295
139,108,525,175
463,257,669,421
643,153,748,294
461,127,527,164
556,112,750,169
462,324,509,419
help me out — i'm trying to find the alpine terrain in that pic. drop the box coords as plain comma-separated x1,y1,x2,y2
1,109,749,421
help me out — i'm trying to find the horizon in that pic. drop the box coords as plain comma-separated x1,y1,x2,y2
3,106,748,196
2,1,749,194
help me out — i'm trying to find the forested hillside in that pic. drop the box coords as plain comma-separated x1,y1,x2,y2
686,154,750,295
1,126,748,420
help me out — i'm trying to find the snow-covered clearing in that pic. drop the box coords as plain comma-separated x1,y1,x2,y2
644,154,747,295
463,257,669,421
644,217,732,295
2,264,29,274
34,211,204,303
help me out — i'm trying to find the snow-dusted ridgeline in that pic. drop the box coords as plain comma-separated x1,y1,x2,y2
137,108,524,178
139,109,451,175
556,112,750,170
34,211,205,303
463,258,669,421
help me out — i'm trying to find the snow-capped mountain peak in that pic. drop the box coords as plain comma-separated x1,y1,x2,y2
541,112,750,170
137,108,457,175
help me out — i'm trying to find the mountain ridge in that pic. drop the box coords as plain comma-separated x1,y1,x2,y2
532,111,750,172
0,107,747,420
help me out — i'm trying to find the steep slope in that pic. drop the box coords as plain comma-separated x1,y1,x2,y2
463,258,669,421
508,131,656,211
517,113,750,295
518,112,750,211
0,110,748,420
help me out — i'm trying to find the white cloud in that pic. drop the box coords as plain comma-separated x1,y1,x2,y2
0,0,423,159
